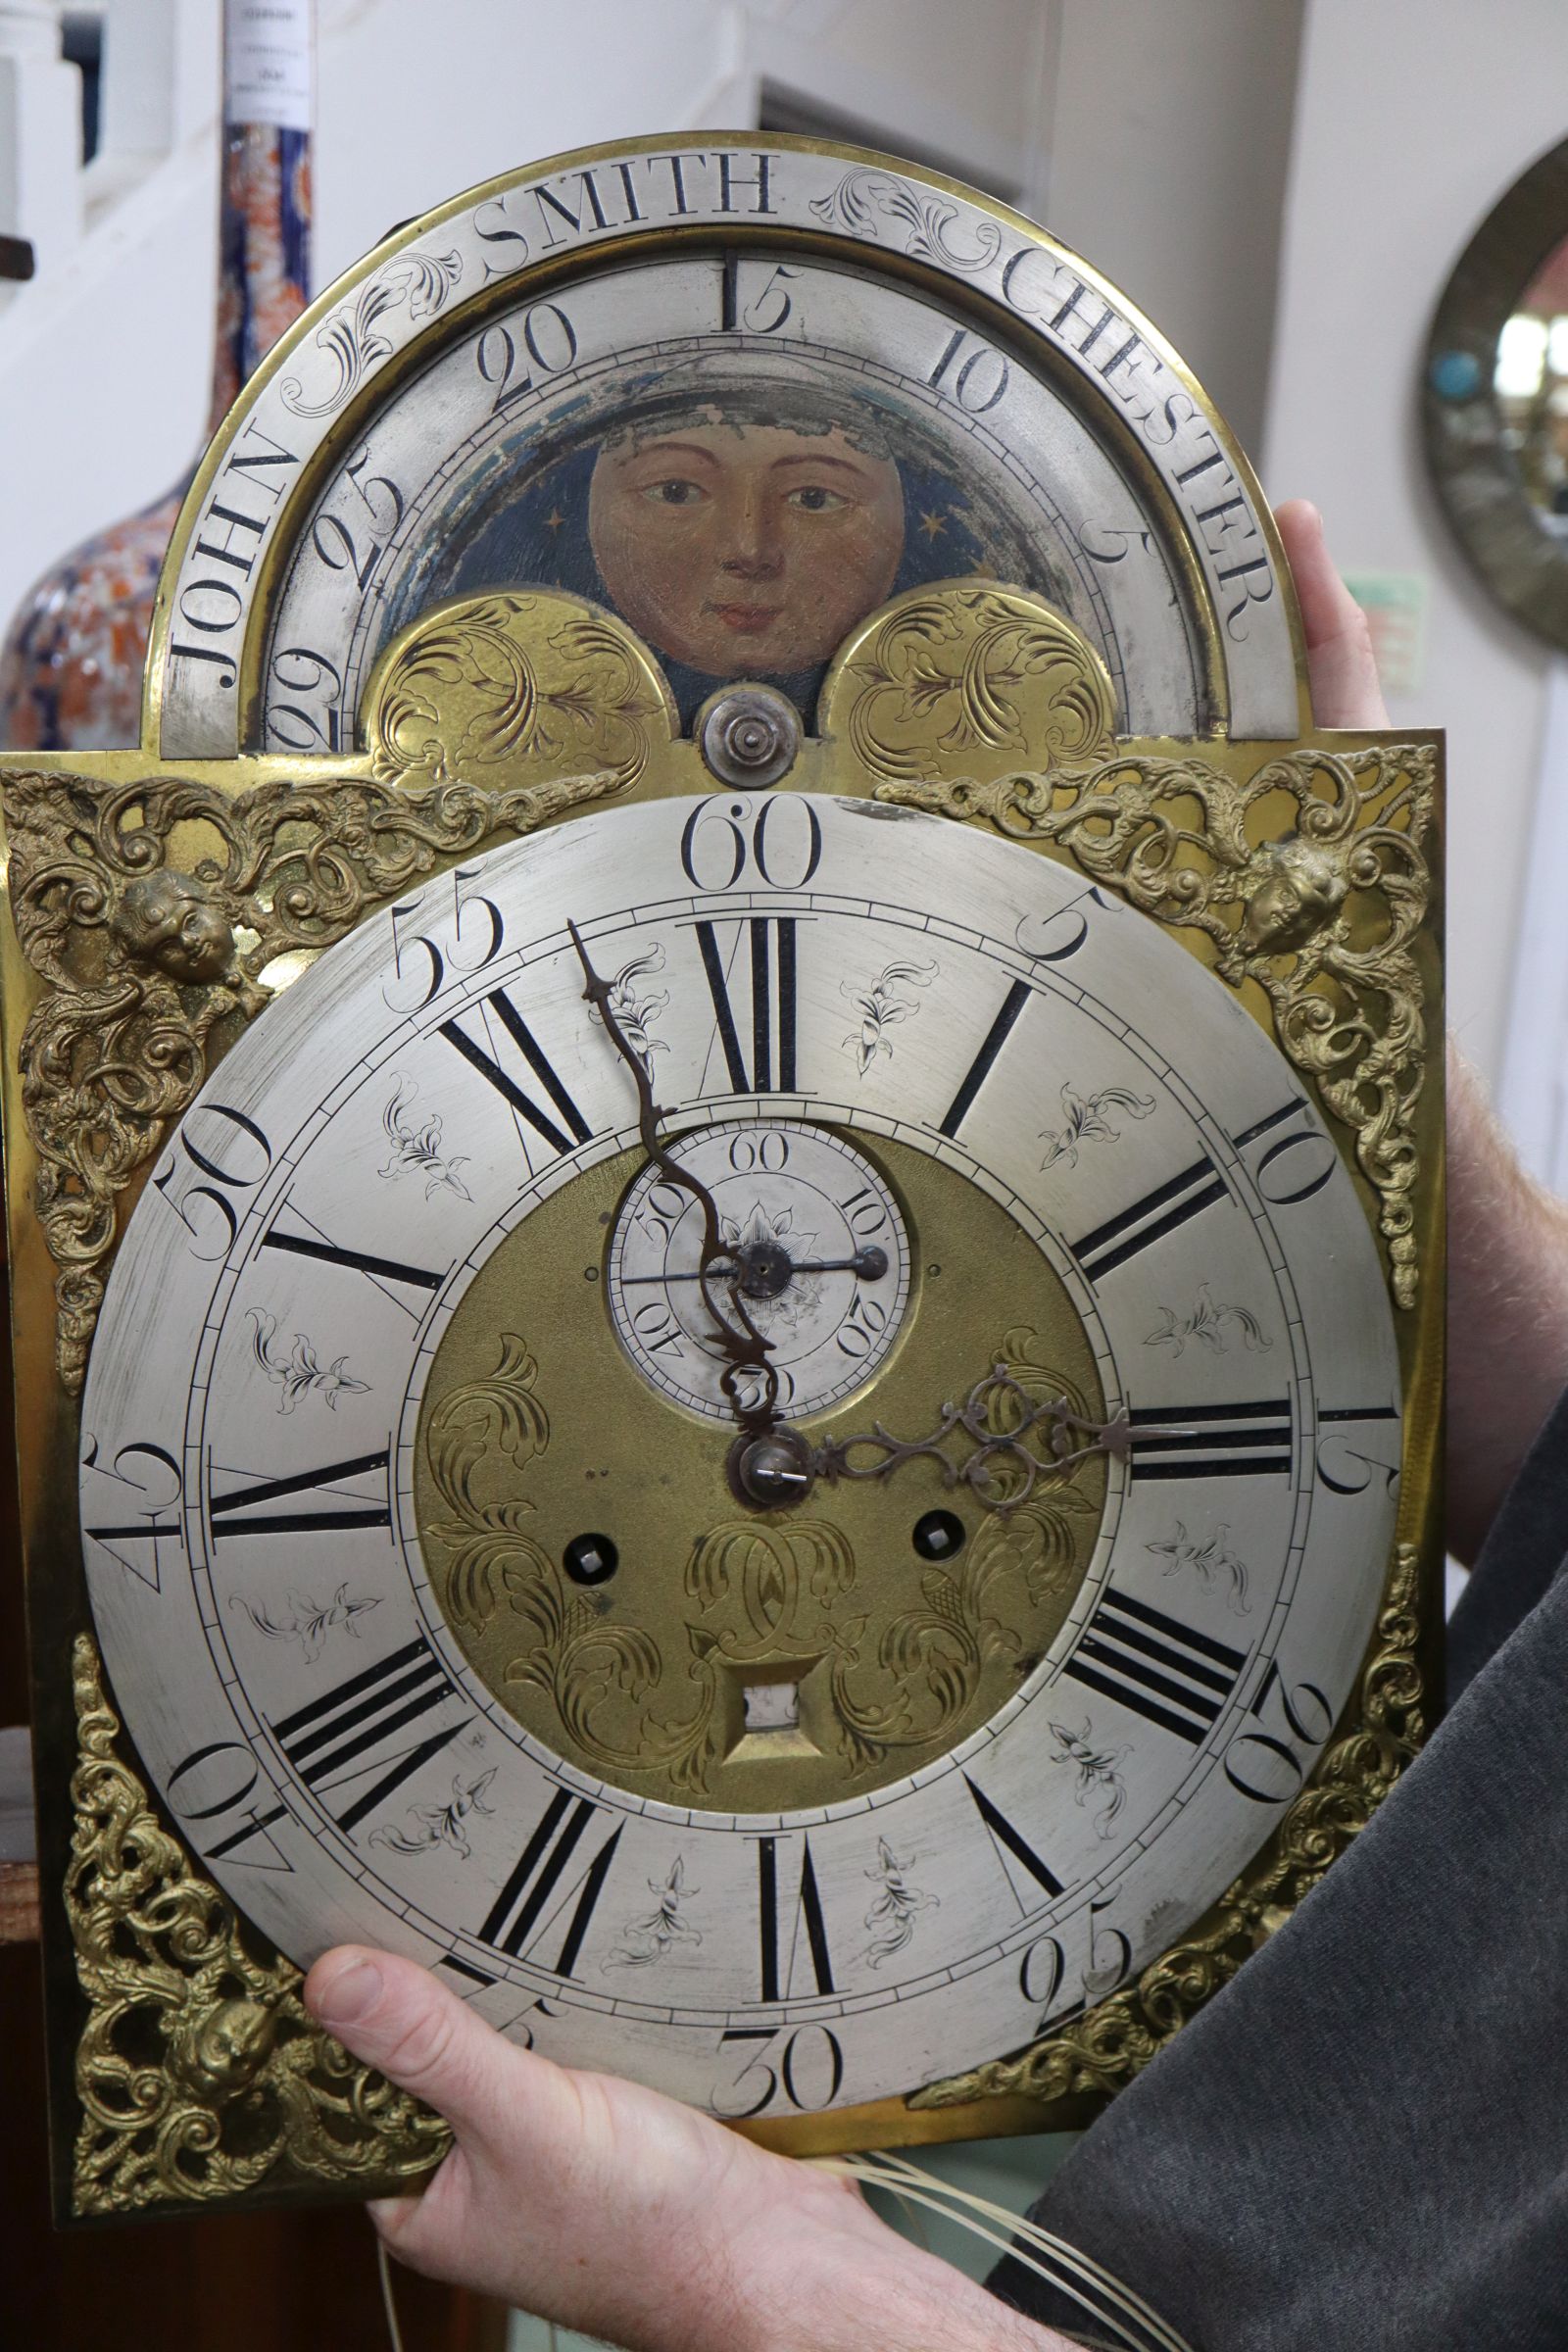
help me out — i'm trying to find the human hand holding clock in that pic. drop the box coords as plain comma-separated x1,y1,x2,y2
286,503,1389,2347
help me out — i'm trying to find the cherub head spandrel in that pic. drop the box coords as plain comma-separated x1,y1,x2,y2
110,869,236,984
1239,835,1348,955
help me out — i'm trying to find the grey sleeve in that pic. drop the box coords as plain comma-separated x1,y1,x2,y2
988,1390,1568,2351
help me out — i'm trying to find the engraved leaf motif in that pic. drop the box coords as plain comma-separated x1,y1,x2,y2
425,1333,549,1516
919,1569,966,1630
281,250,464,417
441,1510,554,1638
841,956,938,1075
369,1767,498,1860
551,1622,664,1755
804,1521,857,1606
381,1081,472,1201
1038,1080,1157,1172
1049,1717,1130,1840
1145,1284,1272,1357
231,1580,380,1662
808,170,1002,270
858,1838,940,1969
248,1308,370,1413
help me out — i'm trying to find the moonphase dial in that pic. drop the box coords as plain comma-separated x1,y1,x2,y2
607,1121,910,1420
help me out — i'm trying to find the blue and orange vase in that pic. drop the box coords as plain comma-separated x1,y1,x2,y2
0,29,312,751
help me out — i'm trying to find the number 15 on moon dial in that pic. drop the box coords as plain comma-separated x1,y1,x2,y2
80,791,1399,2122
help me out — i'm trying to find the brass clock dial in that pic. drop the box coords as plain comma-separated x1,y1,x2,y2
80,793,1400,2120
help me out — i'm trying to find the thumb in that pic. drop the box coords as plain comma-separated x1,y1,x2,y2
305,1944,604,2304
1273,497,1389,729
305,1944,576,2164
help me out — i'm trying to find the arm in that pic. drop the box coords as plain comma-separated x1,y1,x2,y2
1445,1042,1568,1560
1273,499,1568,1562
306,1949,1075,2352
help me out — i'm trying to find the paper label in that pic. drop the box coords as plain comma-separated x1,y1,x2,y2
1342,569,1429,698
225,0,314,131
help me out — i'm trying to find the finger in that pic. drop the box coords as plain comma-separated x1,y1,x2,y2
308,1945,607,2304
1274,497,1389,730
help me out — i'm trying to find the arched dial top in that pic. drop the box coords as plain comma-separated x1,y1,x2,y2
146,132,1306,762
81,794,1398,2127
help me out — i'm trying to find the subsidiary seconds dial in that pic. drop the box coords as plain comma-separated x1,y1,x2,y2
608,1121,910,1420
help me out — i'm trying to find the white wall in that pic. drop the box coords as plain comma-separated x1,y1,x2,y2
0,0,1053,636
1263,0,1568,1084
1044,0,1305,461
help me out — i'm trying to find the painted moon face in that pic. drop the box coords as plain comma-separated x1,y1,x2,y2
587,415,906,676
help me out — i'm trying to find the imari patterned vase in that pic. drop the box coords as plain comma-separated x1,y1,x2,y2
0,1,313,751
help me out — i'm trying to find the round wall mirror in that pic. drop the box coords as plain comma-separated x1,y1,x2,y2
1425,135,1568,650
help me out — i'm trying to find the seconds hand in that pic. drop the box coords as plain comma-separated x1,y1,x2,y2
566,919,782,1438
618,1247,890,1287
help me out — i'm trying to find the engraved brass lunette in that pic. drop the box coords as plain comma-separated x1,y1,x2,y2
65,1634,449,2215
817,580,1119,784
361,588,677,794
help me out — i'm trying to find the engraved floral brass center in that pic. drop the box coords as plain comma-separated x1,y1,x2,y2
413,1133,1107,1812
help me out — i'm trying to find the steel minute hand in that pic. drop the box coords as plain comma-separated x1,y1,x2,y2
567,919,782,1437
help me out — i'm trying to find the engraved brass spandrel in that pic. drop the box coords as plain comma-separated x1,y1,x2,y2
876,739,1437,1306
414,1138,1107,1814
65,1633,449,2216
908,1538,1424,2116
359,588,678,793
818,580,1118,784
